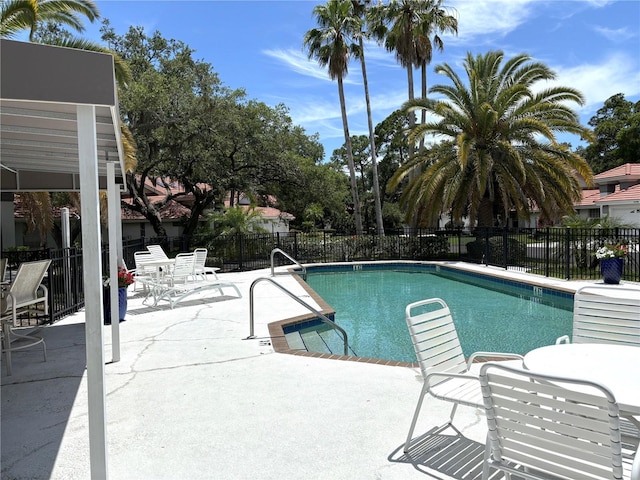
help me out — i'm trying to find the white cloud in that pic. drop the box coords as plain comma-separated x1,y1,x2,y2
550,53,640,111
593,26,636,43
263,48,359,85
447,0,536,43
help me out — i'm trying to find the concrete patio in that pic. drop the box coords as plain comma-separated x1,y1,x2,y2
3,263,626,479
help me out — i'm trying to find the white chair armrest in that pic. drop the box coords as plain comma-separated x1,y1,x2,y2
425,371,478,388
466,352,523,369
555,335,570,344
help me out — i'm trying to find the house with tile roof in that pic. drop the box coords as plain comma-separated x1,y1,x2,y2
574,163,640,227
6,177,294,248
118,178,295,239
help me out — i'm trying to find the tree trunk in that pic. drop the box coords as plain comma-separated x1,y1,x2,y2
418,62,427,154
337,76,363,235
476,196,495,228
359,37,384,236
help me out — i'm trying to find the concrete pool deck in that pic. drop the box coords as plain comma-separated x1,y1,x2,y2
1,262,637,479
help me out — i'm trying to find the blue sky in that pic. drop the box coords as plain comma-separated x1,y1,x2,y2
87,0,640,160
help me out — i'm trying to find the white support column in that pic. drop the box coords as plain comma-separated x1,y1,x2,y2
77,104,109,480
107,161,120,361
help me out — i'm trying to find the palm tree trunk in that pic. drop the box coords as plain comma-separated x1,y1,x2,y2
337,76,363,235
418,62,427,154
358,37,384,236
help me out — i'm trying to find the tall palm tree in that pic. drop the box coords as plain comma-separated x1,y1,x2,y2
389,51,595,228
413,0,457,152
370,0,456,152
352,0,384,235
304,0,363,235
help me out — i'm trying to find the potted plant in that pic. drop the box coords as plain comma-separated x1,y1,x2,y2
595,243,628,284
103,266,135,324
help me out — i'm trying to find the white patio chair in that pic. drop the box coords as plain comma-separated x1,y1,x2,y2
164,253,196,286
193,248,219,280
404,298,523,452
1,259,51,376
556,285,640,346
479,362,640,480
146,244,170,261
133,251,156,291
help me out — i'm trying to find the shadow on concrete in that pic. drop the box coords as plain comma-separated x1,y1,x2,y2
1,321,86,479
388,427,505,480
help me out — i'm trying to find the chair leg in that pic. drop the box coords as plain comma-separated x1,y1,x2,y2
2,322,47,376
10,327,47,362
2,321,13,376
404,383,428,453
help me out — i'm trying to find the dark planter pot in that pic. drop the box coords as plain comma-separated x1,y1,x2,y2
600,258,624,284
103,287,128,324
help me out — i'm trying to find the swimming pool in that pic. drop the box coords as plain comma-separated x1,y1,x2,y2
302,263,573,362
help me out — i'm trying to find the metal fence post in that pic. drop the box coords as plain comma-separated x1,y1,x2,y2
323,230,327,263
502,227,508,269
565,227,571,280
544,227,550,277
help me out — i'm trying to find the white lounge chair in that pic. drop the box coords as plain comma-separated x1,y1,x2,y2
141,253,240,309
479,362,640,480
1,259,51,376
556,284,640,346
404,298,523,453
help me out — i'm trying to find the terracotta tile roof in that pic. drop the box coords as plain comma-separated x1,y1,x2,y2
120,197,193,220
595,183,640,203
594,163,640,183
575,189,601,207
12,194,81,219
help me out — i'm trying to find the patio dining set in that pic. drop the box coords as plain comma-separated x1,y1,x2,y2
132,244,241,309
404,285,640,479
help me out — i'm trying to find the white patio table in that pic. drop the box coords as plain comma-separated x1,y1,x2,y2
135,258,175,280
524,343,640,417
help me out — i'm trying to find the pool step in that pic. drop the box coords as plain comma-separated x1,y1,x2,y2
285,325,356,356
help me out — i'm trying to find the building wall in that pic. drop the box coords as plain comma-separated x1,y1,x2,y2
607,203,640,227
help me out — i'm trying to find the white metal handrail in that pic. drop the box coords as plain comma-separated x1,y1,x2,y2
247,277,349,356
270,248,306,279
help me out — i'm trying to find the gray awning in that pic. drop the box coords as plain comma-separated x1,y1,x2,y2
1,39,125,190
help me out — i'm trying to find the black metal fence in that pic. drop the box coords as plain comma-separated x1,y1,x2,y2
3,226,639,326
200,227,639,283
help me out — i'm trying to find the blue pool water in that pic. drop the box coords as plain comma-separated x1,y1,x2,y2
304,265,573,362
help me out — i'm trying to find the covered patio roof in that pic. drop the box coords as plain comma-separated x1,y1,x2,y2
0,39,125,190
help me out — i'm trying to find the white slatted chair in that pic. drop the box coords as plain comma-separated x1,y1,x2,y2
557,285,640,346
133,251,156,291
1,259,51,376
193,248,218,280
404,298,523,452
146,244,170,261
165,253,196,286
479,362,640,480
143,253,240,309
